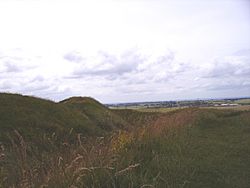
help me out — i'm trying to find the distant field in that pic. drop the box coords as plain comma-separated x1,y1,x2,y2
133,107,186,113
202,105,250,111
115,105,250,113
234,99,250,105
108,97,250,110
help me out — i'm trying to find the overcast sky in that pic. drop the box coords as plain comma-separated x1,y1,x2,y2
0,0,250,103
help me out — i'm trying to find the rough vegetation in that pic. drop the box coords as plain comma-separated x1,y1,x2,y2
0,93,250,188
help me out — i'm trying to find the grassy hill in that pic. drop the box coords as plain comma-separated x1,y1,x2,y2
60,97,129,131
0,93,128,145
0,93,250,187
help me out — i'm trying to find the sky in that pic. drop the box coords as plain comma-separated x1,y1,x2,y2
0,0,250,103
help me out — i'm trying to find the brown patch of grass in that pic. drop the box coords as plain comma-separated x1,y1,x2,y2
148,108,199,136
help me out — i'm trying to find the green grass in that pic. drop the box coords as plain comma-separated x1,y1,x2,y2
0,93,102,143
108,109,250,188
61,97,129,131
0,93,129,146
112,109,161,128
0,93,250,187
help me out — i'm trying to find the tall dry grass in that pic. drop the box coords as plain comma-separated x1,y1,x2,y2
0,129,141,188
1,109,250,187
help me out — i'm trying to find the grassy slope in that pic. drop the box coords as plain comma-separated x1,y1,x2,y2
1,93,250,187
60,97,130,131
0,93,128,144
113,109,250,188
112,109,161,128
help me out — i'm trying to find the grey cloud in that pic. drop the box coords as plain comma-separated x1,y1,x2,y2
155,51,175,66
233,49,250,56
71,50,144,77
0,56,24,61
0,56,23,73
18,81,65,99
116,85,156,95
154,53,190,74
4,61,22,73
30,75,45,82
23,84,51,92
0,79,52,97
207,82,250,91
64,51,85,63
66,49,193,88
205,61,235,78
125,75,148,85
3,76,73,102
0,52,38,74
147,52,191,82
204,55,250,78
0,81,13,90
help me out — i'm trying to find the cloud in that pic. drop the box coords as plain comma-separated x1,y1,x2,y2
30,75,45,82
0,50,38,74
204,52,250,78
60,48,197,102
4,61,22,73
189,49,250,99
63,51,85,63
206,80,250,91
0,0,250,102
0,56,24,73
1,46,249,103
65,49,192,85
0,80,14,90
69,50,144,78
233,49,250,56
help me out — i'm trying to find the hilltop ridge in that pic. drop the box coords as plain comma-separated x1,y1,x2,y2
0,93,128,143
60,96,130,131
60,96,104,106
